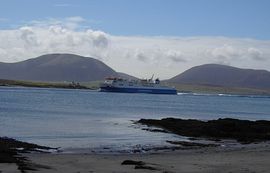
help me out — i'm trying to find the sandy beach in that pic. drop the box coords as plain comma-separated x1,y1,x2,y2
1,142,270,173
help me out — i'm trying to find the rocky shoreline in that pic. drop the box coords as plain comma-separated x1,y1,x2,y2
0,137,56,172
138,118,270,143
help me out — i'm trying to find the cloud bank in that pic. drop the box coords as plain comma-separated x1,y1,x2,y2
0,17,269,79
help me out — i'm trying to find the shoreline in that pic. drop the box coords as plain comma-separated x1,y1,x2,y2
2,138,270,173
2,117,270,172
2,142,269,173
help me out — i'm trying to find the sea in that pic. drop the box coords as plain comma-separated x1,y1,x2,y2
0,86,270,153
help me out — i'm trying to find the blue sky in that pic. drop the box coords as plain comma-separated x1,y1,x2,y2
1,0,270,39
0,0,270,78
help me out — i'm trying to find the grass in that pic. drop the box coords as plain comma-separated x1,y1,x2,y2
80,80,102,89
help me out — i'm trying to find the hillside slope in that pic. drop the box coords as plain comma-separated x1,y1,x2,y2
0,54,118,82
169,64,270,89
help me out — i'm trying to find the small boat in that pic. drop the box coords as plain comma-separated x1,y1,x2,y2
100,76,177,95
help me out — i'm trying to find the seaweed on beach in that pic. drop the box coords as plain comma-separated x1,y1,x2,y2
0,137,54,172
138,118,270,143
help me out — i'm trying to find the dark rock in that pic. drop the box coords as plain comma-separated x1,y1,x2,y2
121,160,145,166
0,137,54,172
138,118,270,143
122,160,161,171
134,165,160,170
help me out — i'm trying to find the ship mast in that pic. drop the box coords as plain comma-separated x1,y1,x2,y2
150,74,154,81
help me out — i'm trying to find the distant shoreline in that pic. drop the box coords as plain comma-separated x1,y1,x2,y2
1,79,270,96
169,82,270,96
0,79,92,90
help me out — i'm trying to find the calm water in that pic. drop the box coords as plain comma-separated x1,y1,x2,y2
0,87,270,152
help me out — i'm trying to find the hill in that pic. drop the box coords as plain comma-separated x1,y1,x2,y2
0,54,118,82
117,72,138,80
168,64,270,89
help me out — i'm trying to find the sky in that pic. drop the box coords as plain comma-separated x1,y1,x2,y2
0,0,270,79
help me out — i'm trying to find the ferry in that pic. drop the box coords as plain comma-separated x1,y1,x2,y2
100,76,177,95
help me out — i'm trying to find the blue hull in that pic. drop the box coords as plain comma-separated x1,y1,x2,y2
100,86,177,95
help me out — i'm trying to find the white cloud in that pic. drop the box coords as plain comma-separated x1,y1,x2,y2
135,51,149,62
166,50,186,63
247,48,265,61
204,44,243,65
0,17,270,79
86,30,109,48
20,26,39,47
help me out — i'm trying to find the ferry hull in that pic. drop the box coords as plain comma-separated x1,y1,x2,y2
100,86,177,95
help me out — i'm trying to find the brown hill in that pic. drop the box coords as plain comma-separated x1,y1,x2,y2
168,64,270,89
0,54,119,82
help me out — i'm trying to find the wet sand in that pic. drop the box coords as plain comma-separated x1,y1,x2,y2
2,142,270,173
